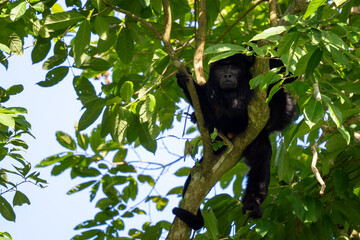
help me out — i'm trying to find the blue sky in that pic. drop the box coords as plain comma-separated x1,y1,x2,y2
1,44,199,239
1,46,100,239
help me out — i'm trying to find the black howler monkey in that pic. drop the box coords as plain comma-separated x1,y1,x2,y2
173,53,296,230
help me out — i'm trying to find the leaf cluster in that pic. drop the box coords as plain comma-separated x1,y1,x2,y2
1,0,360,239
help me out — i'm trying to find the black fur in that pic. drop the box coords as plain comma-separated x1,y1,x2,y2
174,53,296,230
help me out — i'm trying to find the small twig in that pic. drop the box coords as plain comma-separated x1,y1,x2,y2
104,2,162,39
0,180,38,196
311,145,326,195
1,44,34,63
215,0,266,44
310,114,360,195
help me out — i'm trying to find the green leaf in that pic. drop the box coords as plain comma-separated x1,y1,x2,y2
0,196,15,222
327,104,342,128
249,75,263,89
110,107,131,145
155,197,168,211
10,1,27,21
208,51,240,64
0,51,8,70
73,20,91,66
56,131,77,150
287,195,306,221
116,29,134,64
78,99,105,131
166,186,183,196
139,94,156,123
80,57,111,71
13,191,30,206
138,122,157,153
333,170,349,195
37,66,69,87
32,2,45,12
304,0,327,19
76,131,89,151
73,76,96,98
338,125,350,145
138,175,155,187
303,97,323,129
31,39,51,64
9,33,23,56
174,167,190,176
0,43,11,54
112,219,125,230
44,11,85,31
275,140,293,183
113,148,128,163
120,81,134,103
94,16,108,40
67,180,97,195
37,153,73,168
251,26,290,41
204,44,245,54
7,85,23,95
323,31,347,50
42,54,67,70
0,113,15,128
91,0,105,10
141,222,162,240
202,208,219,239
123,180,138,202
305,48,322,77
278,31,300,56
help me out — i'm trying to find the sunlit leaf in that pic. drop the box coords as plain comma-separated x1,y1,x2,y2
251,26,290,41
9,33,23,56
94,16,108,40
303,97,323,129
10,1,27,21
44,11,85,31
73,20,90,66
120,81,134,103
67,180,97,195
304,0,327,19
56,131,76,150
204,44,245,54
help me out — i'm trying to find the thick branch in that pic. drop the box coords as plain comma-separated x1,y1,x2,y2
269,0,278,27
166,56,270,240
162,0,171,43
193,0,206,85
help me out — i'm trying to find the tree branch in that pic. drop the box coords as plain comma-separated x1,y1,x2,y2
310,114,360,195
269,0,278,27
103,2,162,39
193,0,206,86
104,0,210,146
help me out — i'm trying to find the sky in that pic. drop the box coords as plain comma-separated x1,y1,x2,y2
0,43,200,239
1,45,100,239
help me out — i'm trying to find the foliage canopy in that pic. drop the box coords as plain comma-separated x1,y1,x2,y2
1,0,360,239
